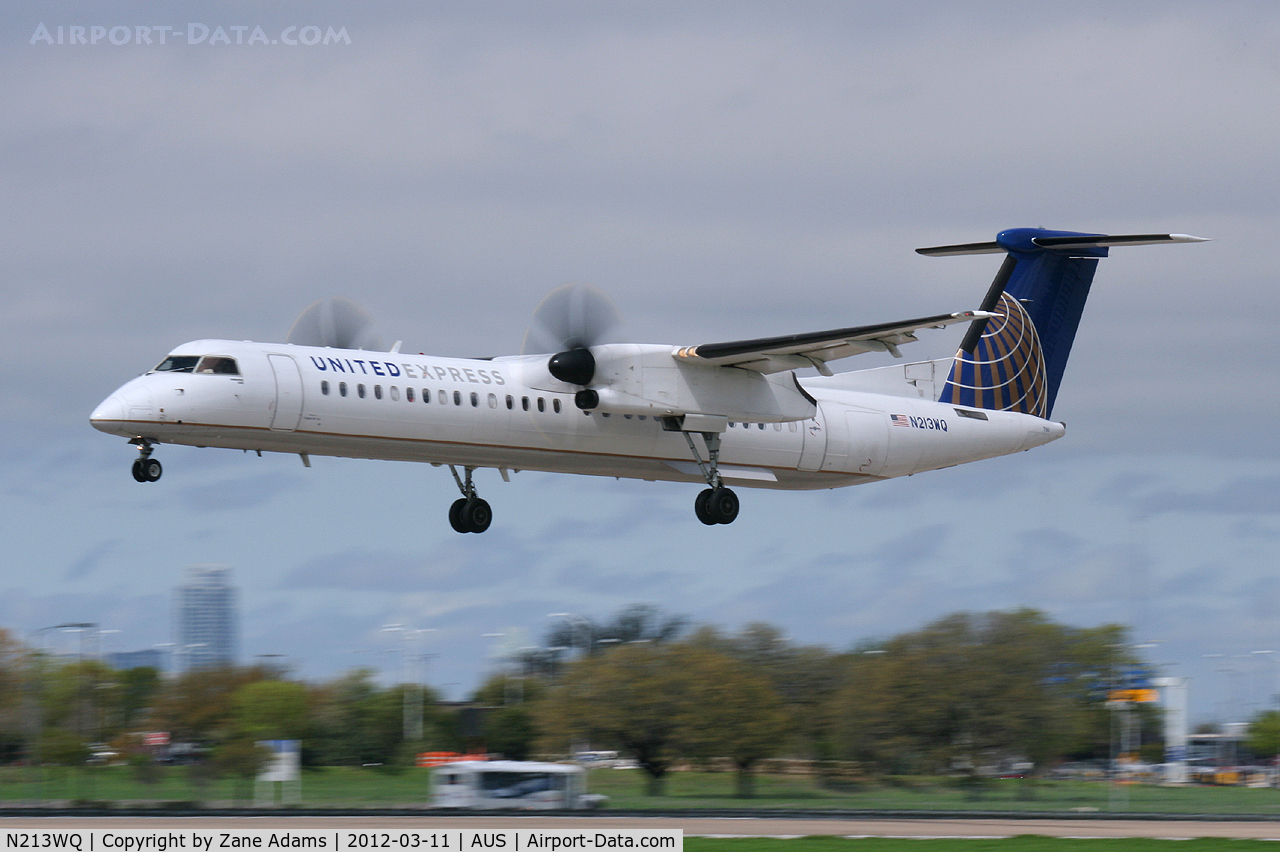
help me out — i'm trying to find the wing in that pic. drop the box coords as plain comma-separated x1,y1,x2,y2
672,311,992,376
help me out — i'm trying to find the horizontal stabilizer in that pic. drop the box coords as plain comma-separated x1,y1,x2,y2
917,232,1208,257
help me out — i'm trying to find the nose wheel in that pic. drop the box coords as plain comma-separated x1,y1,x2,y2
129,438,162,482
131,458,162,482
447,465,492,533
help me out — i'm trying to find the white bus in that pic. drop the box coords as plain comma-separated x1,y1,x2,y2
430,760,606,810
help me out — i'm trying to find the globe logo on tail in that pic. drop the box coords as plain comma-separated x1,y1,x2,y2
940,292,1047,418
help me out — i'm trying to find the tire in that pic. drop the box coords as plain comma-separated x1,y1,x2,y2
464,498,492,534
694,488,717,525
448,498,471,533
142,458,162,482
708,487,739,524
131,460,147,482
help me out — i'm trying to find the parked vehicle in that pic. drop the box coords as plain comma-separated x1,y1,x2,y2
430,760,606,810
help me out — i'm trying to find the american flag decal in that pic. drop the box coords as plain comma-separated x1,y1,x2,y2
890,414,911,427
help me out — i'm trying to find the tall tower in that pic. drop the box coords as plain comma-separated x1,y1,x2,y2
174,564,238,671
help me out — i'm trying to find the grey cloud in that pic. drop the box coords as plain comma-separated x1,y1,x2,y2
1139,476,1280,516
63,539,118,581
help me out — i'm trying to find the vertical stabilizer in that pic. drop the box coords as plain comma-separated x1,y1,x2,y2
920,228,1205,419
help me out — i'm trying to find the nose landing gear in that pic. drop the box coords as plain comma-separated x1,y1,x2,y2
448,465,492,533
129,438,162,482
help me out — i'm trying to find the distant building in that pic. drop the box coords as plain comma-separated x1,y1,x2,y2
106,649,165,672
174,565,238,671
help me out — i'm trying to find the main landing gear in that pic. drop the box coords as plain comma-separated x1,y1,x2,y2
129,438,162,483
681,431,739,525
448,465,492,534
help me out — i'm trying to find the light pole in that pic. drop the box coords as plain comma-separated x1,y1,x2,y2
1251,650,1278,712
26,622,96,802
383,625,435,741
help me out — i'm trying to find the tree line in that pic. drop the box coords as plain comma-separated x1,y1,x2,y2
0,607,1164,795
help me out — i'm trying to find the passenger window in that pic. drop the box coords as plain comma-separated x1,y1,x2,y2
374,385,383,400
438,390,447,405
339,382,348,397
422,388,430,403
195,356,240,375
522,396,530,411
488,393,498,409
358,384,366,399
453,391,462,406
152,355,199,373
774,422,782,431
788,422,797,432
537,397,545,413
406,387,414,403
470,392,479,407
389,386,398,401
758,423,765,430
321,380,330,395
553,399,562,413
506,395,514,410
624,414,632,420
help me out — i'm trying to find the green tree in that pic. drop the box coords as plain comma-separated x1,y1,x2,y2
232,680,309,741
306,670,417,766
145,665,275,744
828,610,1138,781
212,738,273,803
671,645,789,798
0,628,30,763
539,641,790,797
689,623,844,759
1247,710,1280,759
472,674,547,760
539,643,687,795
115,666,161,731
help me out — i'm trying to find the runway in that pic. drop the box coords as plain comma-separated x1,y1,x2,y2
4,814,1280,839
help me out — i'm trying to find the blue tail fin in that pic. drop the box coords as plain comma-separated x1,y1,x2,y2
921,228,1205,419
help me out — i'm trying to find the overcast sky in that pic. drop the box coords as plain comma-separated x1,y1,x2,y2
2,1,1278,724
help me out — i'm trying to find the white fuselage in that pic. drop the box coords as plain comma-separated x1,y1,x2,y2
90,339,1065,490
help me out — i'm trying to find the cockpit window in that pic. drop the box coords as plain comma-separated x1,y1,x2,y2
195,356,240,375
152,355,200,373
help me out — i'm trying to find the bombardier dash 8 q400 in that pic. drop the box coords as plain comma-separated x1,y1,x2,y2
92,228,1204,533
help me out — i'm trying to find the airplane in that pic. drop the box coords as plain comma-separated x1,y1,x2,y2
91,227,1205,533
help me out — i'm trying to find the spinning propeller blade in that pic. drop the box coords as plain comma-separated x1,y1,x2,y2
287,297,384,351
521,283,622,356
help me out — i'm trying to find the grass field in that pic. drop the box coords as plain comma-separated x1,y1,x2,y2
3,765,1280,815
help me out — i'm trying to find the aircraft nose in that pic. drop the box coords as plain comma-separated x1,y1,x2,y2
90,395,128,433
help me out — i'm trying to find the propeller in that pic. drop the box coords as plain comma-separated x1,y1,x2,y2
287,297,384,351
521,283,622,388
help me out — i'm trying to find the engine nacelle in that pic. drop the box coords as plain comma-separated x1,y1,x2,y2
581,344,816,422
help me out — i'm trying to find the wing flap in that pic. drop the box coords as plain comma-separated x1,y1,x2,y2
673,311,992,375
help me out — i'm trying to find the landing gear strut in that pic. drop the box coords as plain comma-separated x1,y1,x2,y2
129,438,162,483
448,465,492,533
681,431,739,525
